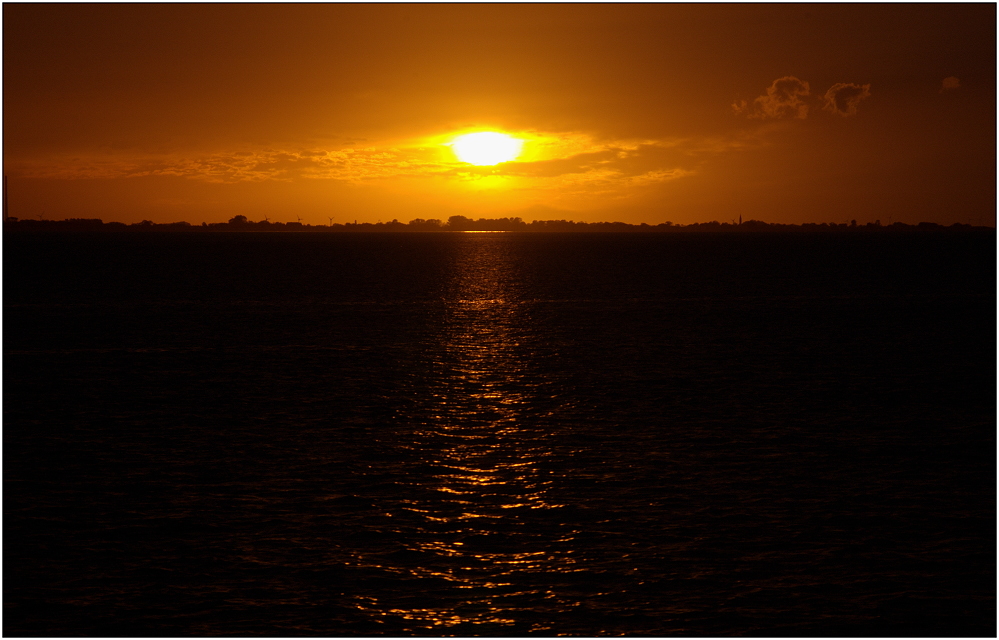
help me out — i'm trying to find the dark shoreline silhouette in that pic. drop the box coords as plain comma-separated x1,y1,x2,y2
3,213,991,233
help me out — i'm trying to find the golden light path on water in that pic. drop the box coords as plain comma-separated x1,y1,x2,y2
349,234,585,634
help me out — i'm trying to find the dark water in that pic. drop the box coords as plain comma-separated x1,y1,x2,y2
4,231,995,636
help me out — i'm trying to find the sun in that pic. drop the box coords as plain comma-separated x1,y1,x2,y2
450,132,523,166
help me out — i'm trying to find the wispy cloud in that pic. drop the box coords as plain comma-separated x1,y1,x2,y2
822,83,872,117
6,130,774,212
734,76,811,120
9,135,702,185
736,77,873,120
9,147,455,183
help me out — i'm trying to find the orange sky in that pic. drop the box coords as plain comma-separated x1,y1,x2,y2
4,4,995,226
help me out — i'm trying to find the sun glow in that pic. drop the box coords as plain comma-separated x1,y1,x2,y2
450,132,523,166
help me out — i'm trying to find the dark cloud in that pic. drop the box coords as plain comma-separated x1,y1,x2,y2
822,83,871,117
735,76,811,119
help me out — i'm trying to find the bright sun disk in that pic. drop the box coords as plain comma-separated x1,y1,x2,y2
450,132,523,166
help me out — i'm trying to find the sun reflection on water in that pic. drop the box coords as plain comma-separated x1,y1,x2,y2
349,234,578,633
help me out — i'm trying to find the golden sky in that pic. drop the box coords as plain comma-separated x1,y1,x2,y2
4,4,995,225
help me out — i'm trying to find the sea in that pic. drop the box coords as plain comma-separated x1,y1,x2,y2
4,230,995,637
